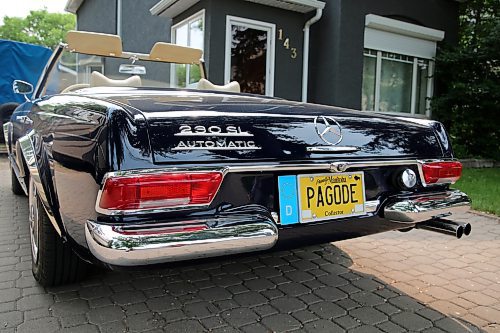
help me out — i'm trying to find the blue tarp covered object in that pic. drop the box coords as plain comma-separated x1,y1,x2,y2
0,39,52,105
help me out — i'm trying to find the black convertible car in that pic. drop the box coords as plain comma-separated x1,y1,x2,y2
3,31,471,286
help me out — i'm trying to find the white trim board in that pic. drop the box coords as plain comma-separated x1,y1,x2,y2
151,0,324,17
365,14,445,42
364,14,445,59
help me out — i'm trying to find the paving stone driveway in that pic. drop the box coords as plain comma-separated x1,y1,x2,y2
0,156,499,333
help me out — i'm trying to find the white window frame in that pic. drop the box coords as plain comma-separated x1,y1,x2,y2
365,50,434,117
363,14,444,118
224,16,276,96
170,9,205,87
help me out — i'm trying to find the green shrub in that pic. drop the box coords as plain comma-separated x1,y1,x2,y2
432,0,500,160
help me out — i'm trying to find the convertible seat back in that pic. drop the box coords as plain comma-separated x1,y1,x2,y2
197,78,241,93
90,71,142,88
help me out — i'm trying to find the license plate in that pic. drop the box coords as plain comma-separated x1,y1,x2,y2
278,172,366,225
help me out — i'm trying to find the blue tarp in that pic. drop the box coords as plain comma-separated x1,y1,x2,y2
0,39,52,105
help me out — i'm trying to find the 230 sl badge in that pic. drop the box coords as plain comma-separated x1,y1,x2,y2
172,125,261,151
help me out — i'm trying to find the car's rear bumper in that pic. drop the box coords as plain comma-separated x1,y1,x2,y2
85,215,278,266
383,189,471,223
85,190,470,266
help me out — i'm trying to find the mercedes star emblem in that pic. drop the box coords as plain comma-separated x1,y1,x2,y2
314,116,343,146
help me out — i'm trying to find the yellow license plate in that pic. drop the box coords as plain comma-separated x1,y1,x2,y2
298,172,366,223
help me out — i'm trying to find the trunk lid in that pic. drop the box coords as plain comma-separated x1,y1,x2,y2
98,89,443,164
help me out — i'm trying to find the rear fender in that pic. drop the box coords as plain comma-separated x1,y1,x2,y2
19,129,64,237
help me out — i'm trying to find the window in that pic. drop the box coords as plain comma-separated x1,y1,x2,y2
224,16,275,96
362,14,443,116
171,10,204,88
362,49,433,115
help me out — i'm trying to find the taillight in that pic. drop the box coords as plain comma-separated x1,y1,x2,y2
98,172,223,211
421,161,462,185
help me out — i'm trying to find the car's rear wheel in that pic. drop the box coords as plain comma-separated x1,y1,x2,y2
11,167,25,195
29,177,88,286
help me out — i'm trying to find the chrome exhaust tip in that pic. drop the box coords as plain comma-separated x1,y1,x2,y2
415,218,465,239
463,223,472,236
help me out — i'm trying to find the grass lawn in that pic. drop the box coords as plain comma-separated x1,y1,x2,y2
452,168,500,216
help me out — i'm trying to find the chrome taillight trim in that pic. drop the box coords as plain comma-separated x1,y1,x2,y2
96,158,458,216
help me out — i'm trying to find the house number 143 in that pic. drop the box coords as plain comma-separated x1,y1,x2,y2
278,29,297,59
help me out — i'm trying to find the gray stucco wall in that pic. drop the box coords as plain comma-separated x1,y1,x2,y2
210,0,305,101
121,0,171,53
308,0,460,109
173,0,306,101
76,0,117,34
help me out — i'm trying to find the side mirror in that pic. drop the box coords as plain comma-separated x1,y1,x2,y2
12,80,34,101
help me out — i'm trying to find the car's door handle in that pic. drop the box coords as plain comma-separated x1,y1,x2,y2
16,116,33,125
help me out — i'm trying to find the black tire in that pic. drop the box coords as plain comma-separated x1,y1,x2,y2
29,178,88,286
11,167,25,195
0,102,19,125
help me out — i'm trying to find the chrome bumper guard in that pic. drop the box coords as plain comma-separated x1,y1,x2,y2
383,189,471,223
85,216,278,266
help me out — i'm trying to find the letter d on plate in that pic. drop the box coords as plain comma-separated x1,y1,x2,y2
278,176,299,225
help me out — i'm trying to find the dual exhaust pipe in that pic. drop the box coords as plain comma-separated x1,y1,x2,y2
415,218,472,239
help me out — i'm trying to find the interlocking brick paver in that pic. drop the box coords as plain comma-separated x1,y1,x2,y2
16,317,60,333
0,156,499,332
261,313,301,332
350,306,388,325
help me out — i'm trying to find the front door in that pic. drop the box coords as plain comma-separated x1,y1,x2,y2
225,16,275,96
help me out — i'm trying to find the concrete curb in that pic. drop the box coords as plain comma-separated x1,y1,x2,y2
461,159,500,168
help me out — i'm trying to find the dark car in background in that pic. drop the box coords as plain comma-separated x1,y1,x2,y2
3,31,471,286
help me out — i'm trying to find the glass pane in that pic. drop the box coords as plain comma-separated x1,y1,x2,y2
230,24,268,95
189,64,201,85
379,59,412,113
175,24,188,46
415,61,429,115
362,55,376,111
189,18,204,50
174,64,186,87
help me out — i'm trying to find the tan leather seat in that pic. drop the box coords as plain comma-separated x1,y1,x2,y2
197,78,240,93
90,71,142,87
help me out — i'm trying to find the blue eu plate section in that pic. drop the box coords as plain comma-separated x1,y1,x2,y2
278,175,299,225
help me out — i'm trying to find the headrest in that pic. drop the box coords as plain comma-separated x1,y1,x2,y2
90,71,142,87
197,78,241,93
66,30,123,57
150,42,202,64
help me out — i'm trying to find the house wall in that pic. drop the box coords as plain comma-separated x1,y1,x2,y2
121,0,171,53
76,0,116,34
308,0,460,109
77,0,171,53
173,0,306,101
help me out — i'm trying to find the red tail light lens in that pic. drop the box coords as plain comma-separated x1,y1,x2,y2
421,161,462,185
98,172,223,211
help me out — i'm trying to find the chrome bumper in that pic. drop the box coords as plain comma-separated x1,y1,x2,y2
383,190,471,223
85,216,278,266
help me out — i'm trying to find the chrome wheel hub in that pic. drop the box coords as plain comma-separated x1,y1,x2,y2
29,179,39,265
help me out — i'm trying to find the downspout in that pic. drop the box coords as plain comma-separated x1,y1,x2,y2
302,8,323,103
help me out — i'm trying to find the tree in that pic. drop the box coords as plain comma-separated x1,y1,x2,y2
432,0,500,160
0,9,75,49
